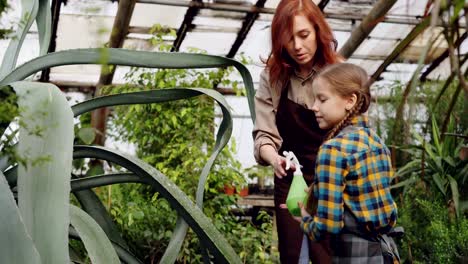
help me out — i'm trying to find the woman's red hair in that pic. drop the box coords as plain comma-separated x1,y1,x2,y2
266,0,341,93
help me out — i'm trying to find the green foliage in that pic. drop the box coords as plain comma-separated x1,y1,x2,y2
395,115,467,217
372,81,405,143
94,25,274,263
1,5,252,262
0,0,12,39
422,79,467,133
106,183,277,263
0,85,18,165
397,186,468,263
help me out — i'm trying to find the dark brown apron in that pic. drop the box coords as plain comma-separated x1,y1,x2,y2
275,84,332,264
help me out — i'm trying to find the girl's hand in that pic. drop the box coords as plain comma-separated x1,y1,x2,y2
298,201,311,219
272,154,296,179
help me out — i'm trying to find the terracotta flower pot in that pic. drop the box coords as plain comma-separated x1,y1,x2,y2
224,185,235,195
238,186,249,197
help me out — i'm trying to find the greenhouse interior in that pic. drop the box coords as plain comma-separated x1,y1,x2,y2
0,0,467,263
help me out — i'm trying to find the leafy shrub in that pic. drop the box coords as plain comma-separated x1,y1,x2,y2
397,186,468,263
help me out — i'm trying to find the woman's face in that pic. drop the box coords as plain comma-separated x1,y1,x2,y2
285,14,317,67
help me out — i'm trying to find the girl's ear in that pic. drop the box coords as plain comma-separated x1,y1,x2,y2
345,93,358,111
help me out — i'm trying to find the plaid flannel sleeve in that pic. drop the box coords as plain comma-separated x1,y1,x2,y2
300,144,347,241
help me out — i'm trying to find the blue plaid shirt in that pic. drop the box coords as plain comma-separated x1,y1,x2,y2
301,116,397,241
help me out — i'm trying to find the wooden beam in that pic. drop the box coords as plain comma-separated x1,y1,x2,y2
370,15,431,85
420,31,468,81
226,0,266,58
350,54,418,63
97,0,136,86
137,0,466,27
93,0,136,146
339,0,397,59
171,0,202,52
129,25,239,34
318,0,331,11
138,0,275,13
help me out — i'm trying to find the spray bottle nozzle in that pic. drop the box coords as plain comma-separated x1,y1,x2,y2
283,151,303,172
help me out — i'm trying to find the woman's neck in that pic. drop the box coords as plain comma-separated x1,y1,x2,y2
297,63,314,78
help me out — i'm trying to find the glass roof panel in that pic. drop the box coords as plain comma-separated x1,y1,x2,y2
192,16,242,30
369,23,412,39
238,20,271,64
354,39,399,57
179,31,238,55
61,0,117,16
388,0,428,17
131,3,187,29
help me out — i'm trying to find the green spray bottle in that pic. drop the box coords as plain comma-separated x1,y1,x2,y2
284,151,308,217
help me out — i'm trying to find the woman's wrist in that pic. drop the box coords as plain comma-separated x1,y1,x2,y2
260,145,278,166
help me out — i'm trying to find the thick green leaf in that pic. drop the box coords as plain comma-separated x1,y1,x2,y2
77,127,96,145
160,219,189,263
0,171,41,264
69,228,143,264
70,205,120,264
431,172,447,196
431,115,442,156
0,155,9,172
72,187,129,251
73,146,242,264
11,81,73,264
456,163,468,184
71,173,144,192
395,159,421,178
442,156,456,167
0,0,39,79
69,171,142,251
0,48,256,122
72,88,233,262
447,175,460,218
390,176,418,189
36,0,51,56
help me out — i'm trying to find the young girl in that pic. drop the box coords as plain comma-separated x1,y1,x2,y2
299,63,400,263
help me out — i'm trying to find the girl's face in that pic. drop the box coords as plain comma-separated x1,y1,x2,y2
311,77,357,130
285,14,317,68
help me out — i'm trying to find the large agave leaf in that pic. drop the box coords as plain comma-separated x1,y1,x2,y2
72,88,233,262
72,88,232,206
11,81,73,264
0,171,41,264
0,48,256,122
71,173,142,191
0,0,39,79
72,187,130,251
36,0,51,56
68,228,143,264
69,205,120,264
73,146,242,264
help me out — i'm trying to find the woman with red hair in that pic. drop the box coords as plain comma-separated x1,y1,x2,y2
252,0,342,263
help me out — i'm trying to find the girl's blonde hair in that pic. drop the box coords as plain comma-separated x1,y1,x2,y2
306,63,371,214
317,63,371,141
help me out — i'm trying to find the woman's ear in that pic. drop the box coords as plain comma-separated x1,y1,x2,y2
345,93,358,111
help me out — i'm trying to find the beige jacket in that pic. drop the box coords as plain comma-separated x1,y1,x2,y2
252,67,319,165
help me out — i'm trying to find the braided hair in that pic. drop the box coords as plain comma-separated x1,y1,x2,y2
315,63,371,141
